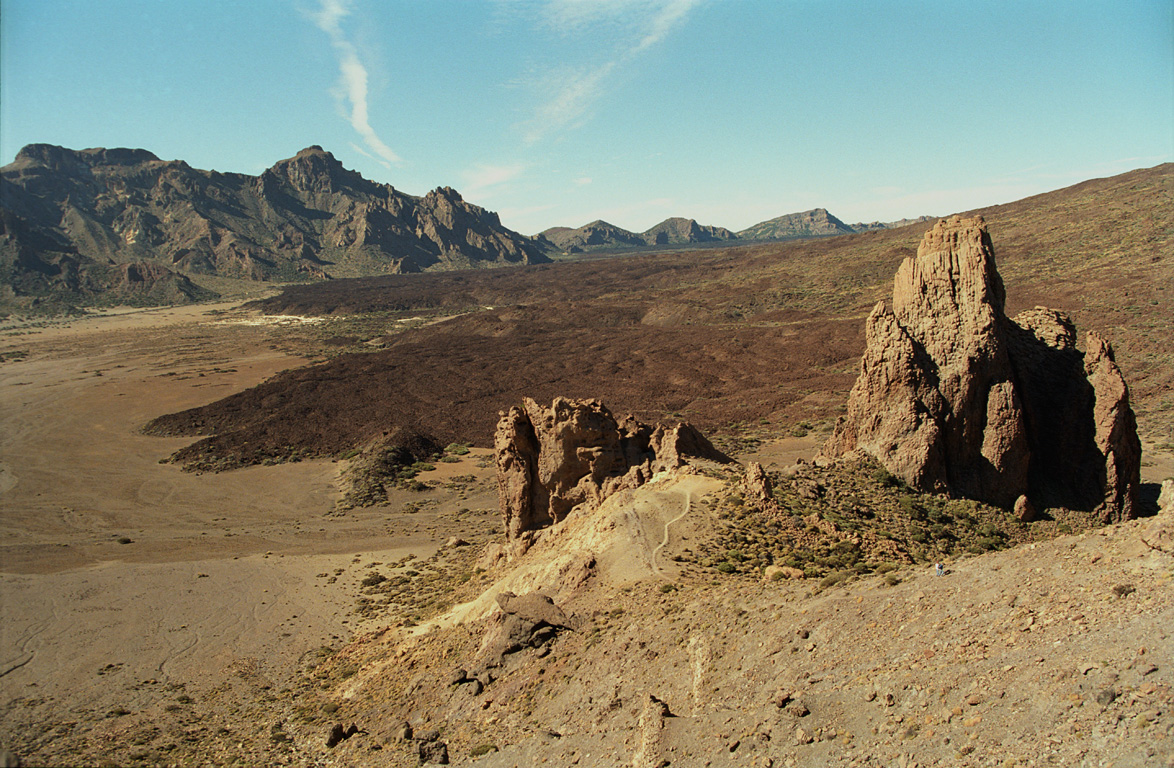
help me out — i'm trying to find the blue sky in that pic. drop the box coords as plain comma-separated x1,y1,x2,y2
2,0,1171,234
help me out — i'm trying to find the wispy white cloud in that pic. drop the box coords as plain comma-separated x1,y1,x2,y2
311,0,400,167
515,0,703,143
573,176,592,186
462,162,526,197
522,62,615,143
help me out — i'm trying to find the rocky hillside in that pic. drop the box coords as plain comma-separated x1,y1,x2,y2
736,207,856,241
0,144,549,311
538,220,647,253
641,217,737,246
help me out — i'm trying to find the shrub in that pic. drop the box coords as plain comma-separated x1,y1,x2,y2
819,570,850,589
873,468,903,488
716,562,737,574
470,744,499,757
361,573,387,587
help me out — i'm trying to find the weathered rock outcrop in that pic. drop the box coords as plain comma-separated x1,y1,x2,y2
824,215,1140,522
495,397,729,550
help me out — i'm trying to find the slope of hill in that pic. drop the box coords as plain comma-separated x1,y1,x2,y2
0,144,549,312
736,207,856,240
641,217,737,245
538,220,647,253
850,215,935,232
143,163,1173,472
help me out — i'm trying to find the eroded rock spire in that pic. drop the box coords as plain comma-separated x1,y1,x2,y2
824,215,1140,521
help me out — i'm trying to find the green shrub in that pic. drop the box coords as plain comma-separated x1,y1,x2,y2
819,570,851,589
470,744,499,757
716,562,737,574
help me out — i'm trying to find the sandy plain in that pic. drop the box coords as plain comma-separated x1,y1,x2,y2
0,302,499,760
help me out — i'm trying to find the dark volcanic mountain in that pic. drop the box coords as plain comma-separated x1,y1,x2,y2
0,144,549,310
736,207,855,241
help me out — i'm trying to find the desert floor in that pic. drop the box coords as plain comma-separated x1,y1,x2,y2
0,302,499,759
1,300,1171,767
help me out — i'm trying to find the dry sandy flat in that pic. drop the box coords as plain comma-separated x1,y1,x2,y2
0,302,494,759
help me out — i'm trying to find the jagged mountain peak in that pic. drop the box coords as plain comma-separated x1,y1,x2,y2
1,144,550,311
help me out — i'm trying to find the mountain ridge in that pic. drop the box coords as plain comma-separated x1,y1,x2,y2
0,144,549,312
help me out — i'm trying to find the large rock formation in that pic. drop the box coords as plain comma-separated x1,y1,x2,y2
824,215,1140,522
0,144,549,310
495,397,729,550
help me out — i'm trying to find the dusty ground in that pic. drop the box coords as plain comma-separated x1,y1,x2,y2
1,281,1170,766
0,303,501,766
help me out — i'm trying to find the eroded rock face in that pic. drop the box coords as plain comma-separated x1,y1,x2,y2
824,215,1140,521
495,397,728,548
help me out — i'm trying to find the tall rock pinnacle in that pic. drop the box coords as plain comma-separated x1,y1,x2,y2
824,215,1140,521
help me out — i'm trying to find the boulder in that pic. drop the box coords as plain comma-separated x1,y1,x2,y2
824,216,1141,521
495,397,728,548
481,591,574,667
1014,495,1037,523
744,462,777,512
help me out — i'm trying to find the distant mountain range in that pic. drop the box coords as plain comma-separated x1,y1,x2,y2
0,144,549,311
539,217,737,253
541,209,931,254
0,143,928,311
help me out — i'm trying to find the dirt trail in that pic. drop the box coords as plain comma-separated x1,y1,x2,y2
652,488,692,578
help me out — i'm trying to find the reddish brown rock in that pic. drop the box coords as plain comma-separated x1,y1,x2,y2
824,216,1029,507
743,462,776,511
824,216,1140,521
1084,333,1141,522
495,397,728,548
1014,495,1037,523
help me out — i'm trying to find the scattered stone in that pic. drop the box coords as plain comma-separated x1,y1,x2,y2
417,739,448,765
1095,688,1118,706
795,726,814,745
326,723,359,748
444,536,469,548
